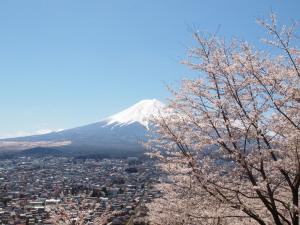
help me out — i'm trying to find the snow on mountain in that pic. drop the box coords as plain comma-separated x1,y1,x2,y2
103,99,165,128
0,99,167,152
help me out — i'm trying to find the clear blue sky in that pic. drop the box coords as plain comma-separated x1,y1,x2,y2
0,0,299,138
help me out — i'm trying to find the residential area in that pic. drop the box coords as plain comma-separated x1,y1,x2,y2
0,155,162,225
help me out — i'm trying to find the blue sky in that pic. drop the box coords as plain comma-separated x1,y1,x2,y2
0,0,299,138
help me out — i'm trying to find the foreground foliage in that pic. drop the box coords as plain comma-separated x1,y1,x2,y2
145,15,300,225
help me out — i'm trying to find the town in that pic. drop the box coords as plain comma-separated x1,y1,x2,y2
0,155,162,225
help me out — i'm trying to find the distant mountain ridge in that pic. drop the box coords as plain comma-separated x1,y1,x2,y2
0,99,166,152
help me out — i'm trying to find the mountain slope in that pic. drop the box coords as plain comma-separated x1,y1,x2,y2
0,99,165,152
19,147,62,156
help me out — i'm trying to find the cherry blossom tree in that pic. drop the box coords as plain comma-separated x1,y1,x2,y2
145,14,300,225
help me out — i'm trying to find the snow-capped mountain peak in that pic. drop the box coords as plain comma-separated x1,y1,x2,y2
0,99,167,151
103,99,165,128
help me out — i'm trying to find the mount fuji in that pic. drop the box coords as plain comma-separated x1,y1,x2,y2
0,99,166,153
